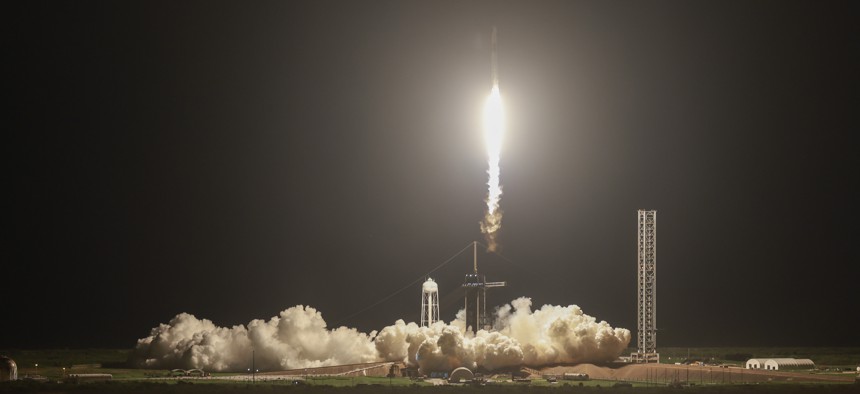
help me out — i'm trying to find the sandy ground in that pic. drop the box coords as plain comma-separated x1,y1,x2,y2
187,360,855,385
538,363,855,383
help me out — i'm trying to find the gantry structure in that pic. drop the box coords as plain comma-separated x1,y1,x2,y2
463,241,505,332
632,210,659,363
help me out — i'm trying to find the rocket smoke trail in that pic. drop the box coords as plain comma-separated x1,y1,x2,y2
480,27,505,252
127,29,632,375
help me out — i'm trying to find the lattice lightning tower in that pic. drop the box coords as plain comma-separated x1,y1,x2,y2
633,209,659,363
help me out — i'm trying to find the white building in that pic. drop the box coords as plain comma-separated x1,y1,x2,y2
745,358,766,369
746,358,814,371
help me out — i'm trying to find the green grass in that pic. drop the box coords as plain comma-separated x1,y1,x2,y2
301,376,430,387
5,347,857,372
521,379,651,388
2,347,857,392
1,380,858,393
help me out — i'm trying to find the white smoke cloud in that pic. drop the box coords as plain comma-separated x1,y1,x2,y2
132,306,378,371
133,298,630,373
495,298,632,366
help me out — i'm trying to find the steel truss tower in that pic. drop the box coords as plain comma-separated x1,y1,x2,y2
463,242,505,333
421,278,440,327
632,209,659,363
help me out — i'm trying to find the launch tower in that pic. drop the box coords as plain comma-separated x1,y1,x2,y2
463,242,505,332
632,210,659,363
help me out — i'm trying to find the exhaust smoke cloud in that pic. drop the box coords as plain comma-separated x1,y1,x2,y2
133,298,630,373
131,306,378,371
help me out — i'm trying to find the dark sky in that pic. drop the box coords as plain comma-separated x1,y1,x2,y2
9,1,858,349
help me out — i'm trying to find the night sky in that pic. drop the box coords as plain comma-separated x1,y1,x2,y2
9,1,858,349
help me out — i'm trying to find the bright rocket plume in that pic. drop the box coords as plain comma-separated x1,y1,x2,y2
480,28,505,252
129,29,631,376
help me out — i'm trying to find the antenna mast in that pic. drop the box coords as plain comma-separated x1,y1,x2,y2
473,241,478,273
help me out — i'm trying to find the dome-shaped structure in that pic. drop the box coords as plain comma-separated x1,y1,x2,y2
747,358,815,371
1,356,17,381
745,358,766,369
448,367,474,383
763,358,815,371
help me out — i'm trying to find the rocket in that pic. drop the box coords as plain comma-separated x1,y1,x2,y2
481,27,504,252
491,27,499,87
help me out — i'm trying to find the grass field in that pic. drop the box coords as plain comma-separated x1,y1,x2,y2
624,347,860,369
5,347,857,371
0,348,131,368
2,347,857,392
2,380,859,394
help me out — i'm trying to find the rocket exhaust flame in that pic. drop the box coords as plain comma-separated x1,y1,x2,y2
480,28,504,252
480,84,504,251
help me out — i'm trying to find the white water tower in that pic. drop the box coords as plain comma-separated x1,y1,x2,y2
420,278,439,327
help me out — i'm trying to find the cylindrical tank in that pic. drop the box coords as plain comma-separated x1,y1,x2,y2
422,278,438,293
421,278,440,327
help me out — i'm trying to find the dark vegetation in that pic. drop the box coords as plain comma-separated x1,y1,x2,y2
723,354,753,362
6,348,858,371
2,348,857,393
633,347,860,367
0,349,131,368
1,380,858,394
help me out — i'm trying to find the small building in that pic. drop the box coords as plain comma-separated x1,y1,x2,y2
169,369,207,377
186,369,206,377
448,367,473,383
745,358,767,369
0,356,17,381
562,372,589,381
745,358,814,371
764,358,814,371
